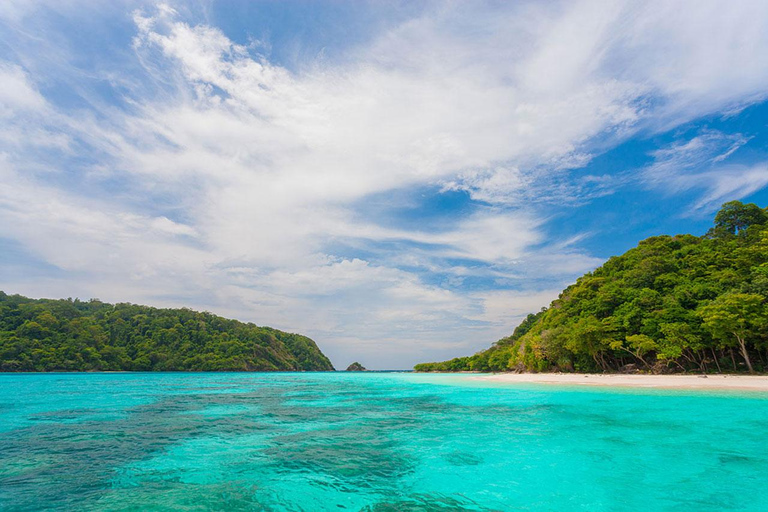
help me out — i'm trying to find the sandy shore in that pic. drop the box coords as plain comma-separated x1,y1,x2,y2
471,373,768,391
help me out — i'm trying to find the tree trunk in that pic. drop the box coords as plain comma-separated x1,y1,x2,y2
730,348,737,371
619,348,647,369
734,333,754,374
597,351,614,372
711,347,722,373
681,349,697,367
696,351,706,373
634,353,649,369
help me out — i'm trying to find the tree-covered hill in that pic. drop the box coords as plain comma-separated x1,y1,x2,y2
415,201,768,374
0,294,334,372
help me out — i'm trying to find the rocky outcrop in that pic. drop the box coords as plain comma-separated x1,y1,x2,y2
346,362,367,371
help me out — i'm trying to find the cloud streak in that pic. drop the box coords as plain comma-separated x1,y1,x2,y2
642,130,768,213
1,1,768,367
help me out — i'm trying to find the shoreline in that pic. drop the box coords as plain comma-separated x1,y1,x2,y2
468,372,768,391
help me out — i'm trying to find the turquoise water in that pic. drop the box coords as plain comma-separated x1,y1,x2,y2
1,373,767,511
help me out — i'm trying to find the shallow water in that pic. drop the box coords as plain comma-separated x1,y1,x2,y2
1,372,766,511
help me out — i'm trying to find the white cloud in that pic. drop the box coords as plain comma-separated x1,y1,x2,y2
618,1,768,125
692,164,768,212
0,64,47,114
1,1,768,368
645,131,750,181
642,130,768,213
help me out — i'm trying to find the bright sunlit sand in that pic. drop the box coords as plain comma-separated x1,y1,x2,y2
4,2,768,510
473,372,768,391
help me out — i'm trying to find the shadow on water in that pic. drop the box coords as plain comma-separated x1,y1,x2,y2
0,377,503,511
0,393,271,510
361,493,502,512
5,374,763,511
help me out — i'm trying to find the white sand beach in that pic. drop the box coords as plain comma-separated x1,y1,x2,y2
472,373,768,391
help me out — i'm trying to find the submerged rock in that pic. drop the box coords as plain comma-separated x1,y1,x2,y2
346,362,367,372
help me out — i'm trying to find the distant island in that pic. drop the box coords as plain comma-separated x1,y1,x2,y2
0,294,334,372
415,201,768,374
346,362,366,371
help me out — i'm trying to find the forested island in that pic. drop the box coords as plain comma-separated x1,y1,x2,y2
415,201,768,374
0,294,334,372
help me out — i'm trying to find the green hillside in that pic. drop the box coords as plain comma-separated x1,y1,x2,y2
0,294,334,372
415,201,768,374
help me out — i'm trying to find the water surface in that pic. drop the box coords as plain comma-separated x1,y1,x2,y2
1,372,766,511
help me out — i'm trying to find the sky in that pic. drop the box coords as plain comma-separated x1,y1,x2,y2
1,0,768,369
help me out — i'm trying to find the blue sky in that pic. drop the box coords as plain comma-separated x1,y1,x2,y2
1,1,768,369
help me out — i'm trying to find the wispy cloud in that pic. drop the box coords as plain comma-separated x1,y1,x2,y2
642,130,768,213
691,163,768,212
1,1,768,367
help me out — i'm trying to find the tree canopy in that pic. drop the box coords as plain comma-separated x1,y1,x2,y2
415,201,768,374
0,294,334,372
712,200,768,236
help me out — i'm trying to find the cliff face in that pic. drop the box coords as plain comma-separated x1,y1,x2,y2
0,293,335,372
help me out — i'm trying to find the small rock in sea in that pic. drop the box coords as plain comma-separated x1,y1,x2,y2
345,362,367,371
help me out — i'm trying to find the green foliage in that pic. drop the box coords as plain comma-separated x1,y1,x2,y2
711,200,768,236
698,292,766,373
416,201,768,374
0,294,334,372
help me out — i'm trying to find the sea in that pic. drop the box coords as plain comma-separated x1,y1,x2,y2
1,372,766,511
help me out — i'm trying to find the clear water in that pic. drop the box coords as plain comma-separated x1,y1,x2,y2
1,373,767,511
